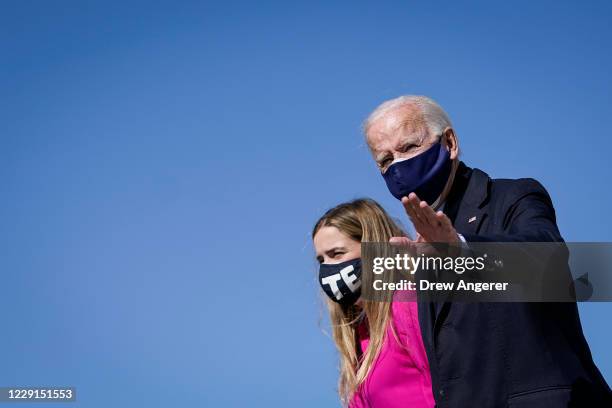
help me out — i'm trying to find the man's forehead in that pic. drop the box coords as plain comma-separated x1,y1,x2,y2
367,116,428,153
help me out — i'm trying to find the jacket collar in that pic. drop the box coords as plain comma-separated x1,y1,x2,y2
444,161,490,235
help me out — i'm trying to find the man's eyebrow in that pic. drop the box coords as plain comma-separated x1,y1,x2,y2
395,137,416,149
375,151,392,163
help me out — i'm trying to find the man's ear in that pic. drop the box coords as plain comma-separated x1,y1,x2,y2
442,127,460,160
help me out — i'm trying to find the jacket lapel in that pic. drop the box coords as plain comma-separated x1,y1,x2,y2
432,163,491,324
445,162,490,233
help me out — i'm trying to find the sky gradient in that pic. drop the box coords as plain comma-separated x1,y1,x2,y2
2,1,612,406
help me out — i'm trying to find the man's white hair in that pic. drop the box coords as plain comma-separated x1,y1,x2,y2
363,95,453,138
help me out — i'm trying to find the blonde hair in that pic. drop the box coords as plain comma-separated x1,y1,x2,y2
312,198,406,406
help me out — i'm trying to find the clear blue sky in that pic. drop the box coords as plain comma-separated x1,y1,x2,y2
2,1,611,407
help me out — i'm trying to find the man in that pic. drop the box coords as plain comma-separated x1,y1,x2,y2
364,95,611,407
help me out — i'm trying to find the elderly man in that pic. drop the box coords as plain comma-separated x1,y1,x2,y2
364,95,611,407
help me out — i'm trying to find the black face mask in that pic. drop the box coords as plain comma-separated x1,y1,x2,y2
318,258,362,307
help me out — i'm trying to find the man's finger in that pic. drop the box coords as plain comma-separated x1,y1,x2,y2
437,211,460,245
406,193,427,225
401,196,424,228
418,200,440,228
436,210,453,231
389,236,412,246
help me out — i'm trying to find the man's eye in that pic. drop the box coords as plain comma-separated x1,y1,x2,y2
401,144,415,152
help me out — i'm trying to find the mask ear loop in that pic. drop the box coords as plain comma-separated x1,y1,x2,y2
433,155,460,210
431,128,457,210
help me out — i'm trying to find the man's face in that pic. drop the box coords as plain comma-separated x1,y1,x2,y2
366,107,439,174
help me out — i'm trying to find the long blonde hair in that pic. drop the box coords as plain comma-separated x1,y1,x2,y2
312,198,405,405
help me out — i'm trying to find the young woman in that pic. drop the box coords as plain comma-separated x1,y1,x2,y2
312,198,434,408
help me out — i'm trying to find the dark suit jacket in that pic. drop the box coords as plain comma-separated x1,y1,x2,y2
417,162,611,407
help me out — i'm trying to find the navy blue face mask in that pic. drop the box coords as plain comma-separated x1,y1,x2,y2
382,141,452,204
319,258,362,307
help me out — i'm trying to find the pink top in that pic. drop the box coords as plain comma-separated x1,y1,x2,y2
349,291,435,408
